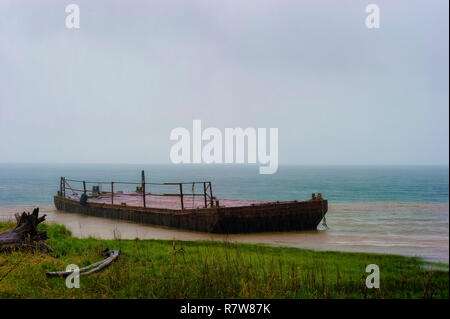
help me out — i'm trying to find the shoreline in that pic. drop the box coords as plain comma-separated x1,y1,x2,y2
0,202,448,263
1,222,448,298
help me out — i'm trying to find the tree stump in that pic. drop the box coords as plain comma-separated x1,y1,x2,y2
0,208,53,253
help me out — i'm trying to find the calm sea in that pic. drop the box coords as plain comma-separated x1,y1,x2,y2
0,164,448,205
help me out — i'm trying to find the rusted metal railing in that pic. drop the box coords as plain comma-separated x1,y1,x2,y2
59,171,215,210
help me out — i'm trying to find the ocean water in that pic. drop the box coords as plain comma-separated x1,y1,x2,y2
0,164,448,262
0,164,448,205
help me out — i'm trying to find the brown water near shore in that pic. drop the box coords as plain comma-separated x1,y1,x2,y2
0,202,448,263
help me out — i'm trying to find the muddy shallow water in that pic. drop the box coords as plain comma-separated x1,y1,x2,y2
0,202,448,263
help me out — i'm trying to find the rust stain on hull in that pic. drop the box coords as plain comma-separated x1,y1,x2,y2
54,196,328,234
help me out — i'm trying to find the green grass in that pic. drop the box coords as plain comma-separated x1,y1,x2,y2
0,221,448,299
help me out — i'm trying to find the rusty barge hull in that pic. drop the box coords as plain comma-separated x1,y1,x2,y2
53,196,328,234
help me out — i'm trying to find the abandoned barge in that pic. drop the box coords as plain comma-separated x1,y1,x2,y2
53,171,328,234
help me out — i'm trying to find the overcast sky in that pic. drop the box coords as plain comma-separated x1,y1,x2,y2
0,0,448,165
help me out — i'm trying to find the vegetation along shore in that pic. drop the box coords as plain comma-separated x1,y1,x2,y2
0,221,448,299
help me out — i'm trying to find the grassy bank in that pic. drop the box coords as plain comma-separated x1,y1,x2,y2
0,221,448,299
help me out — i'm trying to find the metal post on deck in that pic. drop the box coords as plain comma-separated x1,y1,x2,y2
83,181,86,194
203,182,207,208
111,182,114,205
179,183,184,210
209,182,213,207
62,177,66,198
59,177,63,196
141,170,146,208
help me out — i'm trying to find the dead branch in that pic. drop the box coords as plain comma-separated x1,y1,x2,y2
46,249,120,277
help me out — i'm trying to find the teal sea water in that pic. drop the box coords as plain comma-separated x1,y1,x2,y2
0,164,448,205
0,164,448,262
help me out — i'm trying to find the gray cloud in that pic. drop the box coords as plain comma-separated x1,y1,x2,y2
0,0,448,164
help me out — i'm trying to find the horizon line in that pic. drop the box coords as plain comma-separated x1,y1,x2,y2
0,162,448,167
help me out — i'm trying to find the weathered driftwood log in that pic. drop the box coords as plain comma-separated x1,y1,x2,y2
46,249,120,277
0,208,53,253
